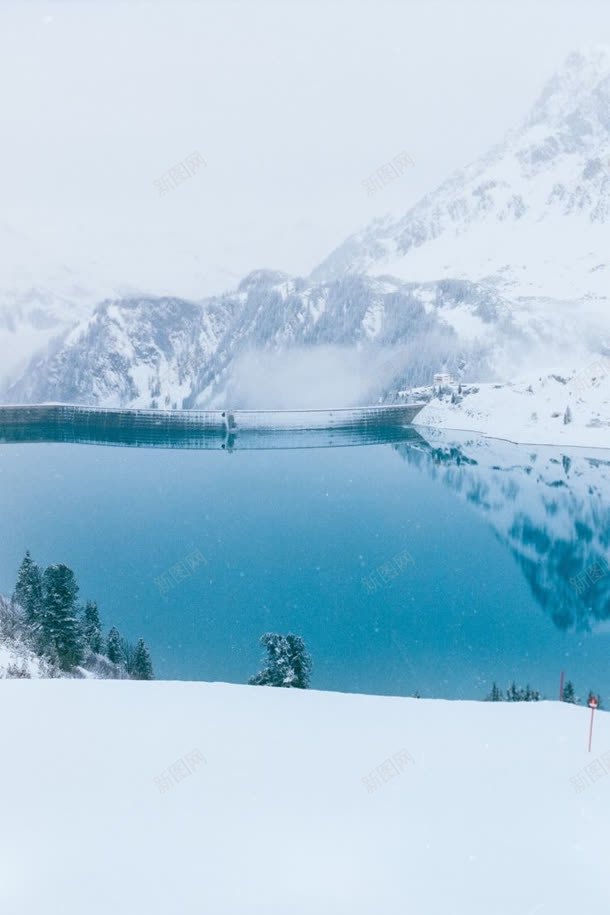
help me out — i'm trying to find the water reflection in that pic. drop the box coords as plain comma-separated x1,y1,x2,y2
401,428,610,633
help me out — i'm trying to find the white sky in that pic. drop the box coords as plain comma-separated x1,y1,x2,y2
1,0,610,299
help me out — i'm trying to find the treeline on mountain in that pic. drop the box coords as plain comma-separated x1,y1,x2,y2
4,551,154,680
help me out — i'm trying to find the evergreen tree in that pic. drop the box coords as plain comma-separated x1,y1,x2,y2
121,637,136,675
563,405,572,425
131,639,154,680
562,680,576,703
285,634,312,689
106,627,125,666
249,633,312,689
13,551,43,627
506,681,522,702
41,564,83,669
82,601,103,654
485,682,503,701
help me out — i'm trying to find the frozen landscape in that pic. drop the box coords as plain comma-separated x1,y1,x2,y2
1,45,609,451
2,3,610,913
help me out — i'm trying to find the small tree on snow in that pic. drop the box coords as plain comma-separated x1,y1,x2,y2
506,681,522,702
562,680,576,703
106,627,125,666
131,639,154,680
485,682,503,701
563,406,572,425
249,633,312,689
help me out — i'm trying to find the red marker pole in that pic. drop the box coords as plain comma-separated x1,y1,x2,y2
559,670,564,702
588,696,598,753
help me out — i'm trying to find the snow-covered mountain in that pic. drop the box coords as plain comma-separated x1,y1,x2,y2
4,49,610,414
314,48,610,308
8,294,238,409
0,221,122,391
7,272,507,409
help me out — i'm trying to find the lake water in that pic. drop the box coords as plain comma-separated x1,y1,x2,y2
1,419,609,699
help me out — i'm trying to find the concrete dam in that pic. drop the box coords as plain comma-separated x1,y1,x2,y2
0,402,427,451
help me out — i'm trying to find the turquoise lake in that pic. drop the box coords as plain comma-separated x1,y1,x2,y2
1,422,609,699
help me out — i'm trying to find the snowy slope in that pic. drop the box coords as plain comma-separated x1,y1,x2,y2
0,634,54,679
414,364,610,447
1,679,608,915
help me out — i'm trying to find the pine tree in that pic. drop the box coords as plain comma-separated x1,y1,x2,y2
285,634,312,689
562,680,576,703
106,627,125,666
563,405,572,425
82,601,103,654
485,682,503,701
41,564,83,670
249,633,312,689
131,639,154,680
13,551,43,627
121,637,136,675
506,681,522,702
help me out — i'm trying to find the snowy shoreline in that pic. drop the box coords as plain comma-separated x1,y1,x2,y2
415,421,610,453
412,368,610,451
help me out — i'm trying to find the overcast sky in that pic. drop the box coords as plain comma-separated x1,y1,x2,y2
2,0,610,299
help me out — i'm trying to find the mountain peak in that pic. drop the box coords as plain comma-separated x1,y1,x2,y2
526,45,610,128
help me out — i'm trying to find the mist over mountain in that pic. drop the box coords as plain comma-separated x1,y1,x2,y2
4,48,610,409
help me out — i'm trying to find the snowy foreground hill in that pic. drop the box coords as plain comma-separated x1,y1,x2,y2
1,680,609,914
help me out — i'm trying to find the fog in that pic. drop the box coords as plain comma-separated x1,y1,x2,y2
2,0,610,297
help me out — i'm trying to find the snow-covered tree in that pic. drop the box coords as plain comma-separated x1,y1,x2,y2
562,680,576,703
41,564,83,669
13,551,43,627
563,405,572,424
106,627,125,666
131,639,154,680
485,682,503,701
82,600,103,654
249,633,312,689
